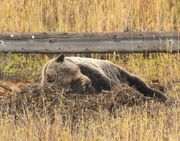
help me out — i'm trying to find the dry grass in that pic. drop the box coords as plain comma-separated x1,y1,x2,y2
0,83,180,141
0,53,180,141
0,0,179,32
0,0,180,140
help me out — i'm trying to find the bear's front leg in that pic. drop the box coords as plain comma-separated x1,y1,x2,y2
70,75,96,94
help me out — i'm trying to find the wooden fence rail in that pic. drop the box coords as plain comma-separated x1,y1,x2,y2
0,32,179,53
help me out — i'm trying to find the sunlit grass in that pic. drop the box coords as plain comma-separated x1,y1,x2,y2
0,0,179,32
0,100,180,141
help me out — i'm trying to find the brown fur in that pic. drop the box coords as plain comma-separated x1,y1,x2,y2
42,55,167,102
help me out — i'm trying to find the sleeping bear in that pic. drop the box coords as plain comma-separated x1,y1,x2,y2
41,54,167,102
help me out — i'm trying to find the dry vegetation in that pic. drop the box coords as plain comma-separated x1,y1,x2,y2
0,0,180,141
0,53,179,141
0,0,180,32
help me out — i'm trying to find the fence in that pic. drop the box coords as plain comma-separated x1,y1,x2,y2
0,32,179,53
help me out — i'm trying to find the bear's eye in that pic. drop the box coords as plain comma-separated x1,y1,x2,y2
47,74,55,83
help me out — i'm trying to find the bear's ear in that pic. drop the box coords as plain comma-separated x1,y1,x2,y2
56,54,65,62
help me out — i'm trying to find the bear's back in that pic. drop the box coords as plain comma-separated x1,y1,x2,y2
66,57,122,83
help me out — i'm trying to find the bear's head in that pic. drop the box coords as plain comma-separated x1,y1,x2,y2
41,54,80,88
41,54,94,93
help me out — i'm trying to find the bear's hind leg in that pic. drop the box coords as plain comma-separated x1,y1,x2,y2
118,69,167,102
127,75,167,102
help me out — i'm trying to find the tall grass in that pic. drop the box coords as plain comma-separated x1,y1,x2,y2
0,98,180,141
0,0,179,32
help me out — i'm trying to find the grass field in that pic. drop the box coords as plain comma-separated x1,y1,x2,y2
0,0,180,32
0,0,180,141
0,53,180,141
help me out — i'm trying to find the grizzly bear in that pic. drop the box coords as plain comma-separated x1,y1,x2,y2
41,54,167,102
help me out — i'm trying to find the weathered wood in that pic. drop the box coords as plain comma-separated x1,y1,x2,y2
0,32,179,53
